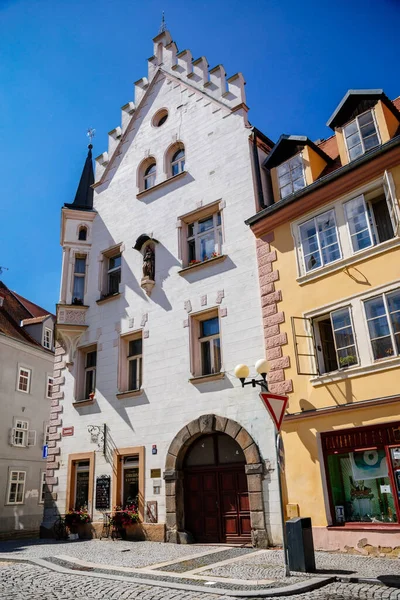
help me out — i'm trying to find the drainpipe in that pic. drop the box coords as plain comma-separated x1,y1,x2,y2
252,129,266,211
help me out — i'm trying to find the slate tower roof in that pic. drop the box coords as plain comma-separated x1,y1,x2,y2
64,144,94,210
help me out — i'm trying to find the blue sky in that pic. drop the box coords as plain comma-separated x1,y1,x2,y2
0,0,399,312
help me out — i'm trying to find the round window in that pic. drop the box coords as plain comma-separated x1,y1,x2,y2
152,109,168,127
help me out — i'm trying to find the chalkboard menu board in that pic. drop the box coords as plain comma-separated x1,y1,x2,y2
95,475,111,510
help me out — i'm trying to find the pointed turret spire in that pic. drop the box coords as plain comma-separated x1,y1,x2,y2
65,143,94,211
159,11,167,34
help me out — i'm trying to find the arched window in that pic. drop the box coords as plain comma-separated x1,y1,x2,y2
78,227,87,241
144,163,156,190
171,148,185,177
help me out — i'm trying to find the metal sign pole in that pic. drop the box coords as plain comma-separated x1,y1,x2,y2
275,430,290,577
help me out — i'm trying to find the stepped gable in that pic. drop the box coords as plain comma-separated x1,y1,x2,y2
94,28,247,185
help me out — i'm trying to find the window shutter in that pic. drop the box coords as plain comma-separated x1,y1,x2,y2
383,170,399,235
291,316,319,375
27,430,37,447
9,428,16,446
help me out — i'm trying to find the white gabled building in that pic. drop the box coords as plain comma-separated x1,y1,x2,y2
42,26,281,547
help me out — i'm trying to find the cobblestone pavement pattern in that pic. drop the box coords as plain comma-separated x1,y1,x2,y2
1,562,400,600
203,549,400,581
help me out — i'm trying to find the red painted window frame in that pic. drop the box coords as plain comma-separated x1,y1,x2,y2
321,421,400,527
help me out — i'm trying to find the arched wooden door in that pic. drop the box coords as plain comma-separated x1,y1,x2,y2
183,433,251,544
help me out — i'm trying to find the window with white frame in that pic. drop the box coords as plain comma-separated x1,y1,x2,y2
296,172,399,277
299,209,341,272
343,110,380,162
17,367,31,393
84,350,97,399
7,470,26,504
364,289,400,360
9,419,36,447
46,376,53,399
187,212,222,265
313,307,359,374
72,255,86,304
277,154,306,199
171,148,185,176
344,192,395,253
107,254,121,295
43,327,52,349
191,311,222,377
128,337,142,391
39,471,46,503
144,163,156,190
118,332,143,394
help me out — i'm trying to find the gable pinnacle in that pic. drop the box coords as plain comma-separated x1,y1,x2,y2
159,11,167,34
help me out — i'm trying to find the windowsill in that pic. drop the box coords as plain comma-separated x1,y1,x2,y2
116,389,143,400
96,292,121,305
58,303,89,309
327,523,400,531
136,170,187,198
178,254,227,275
297,236,400,285
311,355,400,386
73,398,95,407
189,372,225,384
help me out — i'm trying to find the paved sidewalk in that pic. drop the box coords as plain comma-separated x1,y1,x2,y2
0,539,399,598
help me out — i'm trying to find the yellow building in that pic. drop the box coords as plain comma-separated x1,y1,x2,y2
247,90,400,554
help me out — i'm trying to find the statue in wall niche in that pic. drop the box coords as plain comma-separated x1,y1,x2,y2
142,245,155,281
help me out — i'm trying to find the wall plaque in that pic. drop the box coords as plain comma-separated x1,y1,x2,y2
150,468,161,478
62,426,74,437
95,475,111,510
146,500,158,523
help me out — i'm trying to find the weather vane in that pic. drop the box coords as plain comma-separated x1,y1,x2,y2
159,11,166,34
87,128,96,145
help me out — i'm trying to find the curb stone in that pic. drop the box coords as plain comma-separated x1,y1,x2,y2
0,555,335,597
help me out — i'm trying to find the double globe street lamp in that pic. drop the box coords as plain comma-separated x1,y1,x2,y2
233,358,290,577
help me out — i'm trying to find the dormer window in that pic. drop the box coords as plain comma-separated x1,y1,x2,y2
343,110,380,161
277,154,306,199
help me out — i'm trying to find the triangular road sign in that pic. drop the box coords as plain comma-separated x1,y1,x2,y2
259,392,288,431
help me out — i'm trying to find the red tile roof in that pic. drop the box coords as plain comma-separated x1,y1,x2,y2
11,291,54,319
0,281,54,350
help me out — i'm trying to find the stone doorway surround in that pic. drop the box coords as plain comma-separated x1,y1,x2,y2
164,414,269,548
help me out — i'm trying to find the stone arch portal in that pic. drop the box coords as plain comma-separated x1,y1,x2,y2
164,414,269,547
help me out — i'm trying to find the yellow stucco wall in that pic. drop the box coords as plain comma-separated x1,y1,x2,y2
302,146,327,185
375,100,400,144
272,163,400,526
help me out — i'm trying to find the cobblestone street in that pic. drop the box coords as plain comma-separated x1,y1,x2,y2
0,540,399,600
1,561,400,600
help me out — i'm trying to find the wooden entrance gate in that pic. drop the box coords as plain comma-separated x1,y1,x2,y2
183,434,251,544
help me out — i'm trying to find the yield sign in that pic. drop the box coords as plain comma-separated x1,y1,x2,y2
259,392,288,431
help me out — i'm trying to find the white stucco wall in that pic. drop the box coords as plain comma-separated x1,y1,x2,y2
52,51,282,544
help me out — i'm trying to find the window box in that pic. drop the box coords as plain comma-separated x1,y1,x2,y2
96,292,121,305
178,254,226,275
